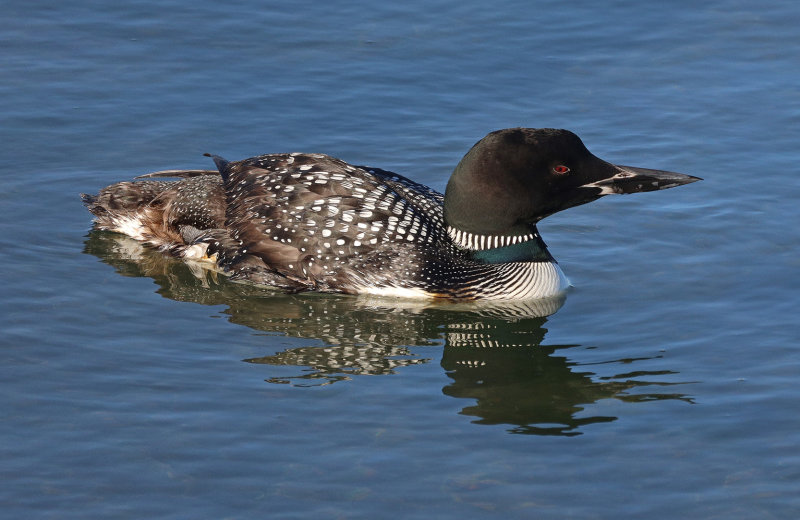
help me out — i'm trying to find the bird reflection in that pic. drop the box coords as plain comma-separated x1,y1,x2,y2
83,230,693,436
441,323,691,436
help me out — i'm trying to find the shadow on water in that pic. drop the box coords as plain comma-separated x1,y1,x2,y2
84,230,693,436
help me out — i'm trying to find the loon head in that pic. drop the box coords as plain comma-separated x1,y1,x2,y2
444,128,700,240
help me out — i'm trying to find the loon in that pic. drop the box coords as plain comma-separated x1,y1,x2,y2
82,128,699,300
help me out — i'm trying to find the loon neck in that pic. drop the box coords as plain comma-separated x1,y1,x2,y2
446,226,554,263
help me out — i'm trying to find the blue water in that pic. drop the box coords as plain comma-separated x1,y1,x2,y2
2,0,799,518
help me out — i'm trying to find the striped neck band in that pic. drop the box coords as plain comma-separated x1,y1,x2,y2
447,226,539,251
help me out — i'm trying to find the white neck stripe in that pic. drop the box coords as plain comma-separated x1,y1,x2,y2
447,226,538,251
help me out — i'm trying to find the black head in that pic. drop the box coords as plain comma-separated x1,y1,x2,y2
443,128,700,236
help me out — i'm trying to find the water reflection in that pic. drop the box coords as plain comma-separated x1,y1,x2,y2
84,230,692,436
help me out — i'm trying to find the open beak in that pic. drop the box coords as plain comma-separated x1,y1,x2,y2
581,164,701,195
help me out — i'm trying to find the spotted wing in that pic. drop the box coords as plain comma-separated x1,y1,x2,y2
219,153,449,292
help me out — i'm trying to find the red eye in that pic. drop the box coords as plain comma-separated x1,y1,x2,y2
553,165,570,174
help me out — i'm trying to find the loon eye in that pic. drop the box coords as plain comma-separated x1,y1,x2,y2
553,165,570,175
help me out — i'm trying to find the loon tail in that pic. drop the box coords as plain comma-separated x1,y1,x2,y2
203,153,231,184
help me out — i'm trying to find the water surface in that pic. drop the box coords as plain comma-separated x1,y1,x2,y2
2,1,799,518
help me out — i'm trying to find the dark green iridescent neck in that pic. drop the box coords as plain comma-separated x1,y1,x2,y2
469,235,553,264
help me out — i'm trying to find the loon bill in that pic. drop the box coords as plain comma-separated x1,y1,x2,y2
82,128,700,301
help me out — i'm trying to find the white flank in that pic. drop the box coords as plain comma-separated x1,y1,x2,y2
357,286,436,299
352,261,568,301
